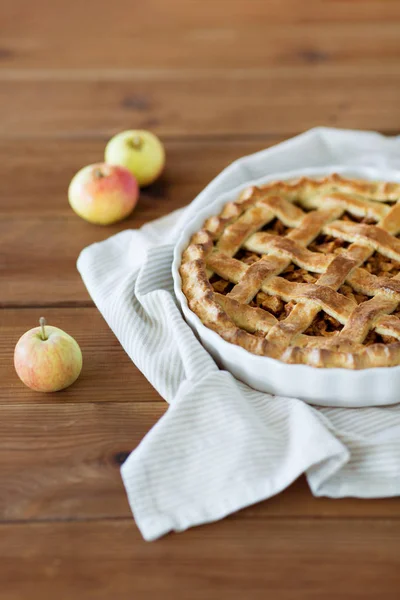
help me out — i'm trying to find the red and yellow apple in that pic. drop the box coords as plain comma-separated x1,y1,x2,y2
68,163,138,225
14,318,83,392
105,130,165,187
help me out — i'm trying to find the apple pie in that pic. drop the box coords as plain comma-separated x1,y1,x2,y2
180,174,400,368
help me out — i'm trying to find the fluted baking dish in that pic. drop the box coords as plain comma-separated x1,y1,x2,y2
172,165,400,407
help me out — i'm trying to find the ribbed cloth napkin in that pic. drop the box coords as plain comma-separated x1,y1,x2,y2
78,128,400,541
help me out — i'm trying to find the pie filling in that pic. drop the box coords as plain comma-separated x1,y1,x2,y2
210,211,400,345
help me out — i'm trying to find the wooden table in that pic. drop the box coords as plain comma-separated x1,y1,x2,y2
1,1,400,598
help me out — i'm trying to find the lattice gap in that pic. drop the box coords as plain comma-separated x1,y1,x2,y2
364,252,400,278
365,332,394,345
260,218,292,236
309,234,351,254
248,292,292,321
341,211,377,224
303,311,343,337
234,249,262,265
280,264,318,284
209,275,234,295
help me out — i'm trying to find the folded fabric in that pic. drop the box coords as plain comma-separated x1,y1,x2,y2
78,128,400,541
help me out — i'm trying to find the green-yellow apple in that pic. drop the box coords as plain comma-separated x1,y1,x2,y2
105,130,165,187
68,163,138,225
14,318,83,393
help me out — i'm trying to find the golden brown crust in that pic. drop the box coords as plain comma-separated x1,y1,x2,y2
180,174,400,369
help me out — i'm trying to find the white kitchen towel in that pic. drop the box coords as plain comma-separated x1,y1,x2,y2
78,128,400,541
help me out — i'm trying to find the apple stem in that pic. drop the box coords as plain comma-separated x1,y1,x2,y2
94,168,105,179
39,317,48,341
130,135,143,150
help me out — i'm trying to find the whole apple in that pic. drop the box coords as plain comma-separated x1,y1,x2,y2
68,163,138,225
105,130,165,187
14,318,83,393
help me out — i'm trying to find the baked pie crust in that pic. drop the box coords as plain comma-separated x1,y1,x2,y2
180,174,400,369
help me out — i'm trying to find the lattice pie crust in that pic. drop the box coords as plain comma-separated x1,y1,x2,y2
180,175,400,369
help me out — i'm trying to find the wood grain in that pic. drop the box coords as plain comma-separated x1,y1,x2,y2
0,401,166,521
2,22,400,70
1,518,400,600
3,0,400,33
0,218,96,306
0,138,280,306
0,308,163,403
0,137,279,217
1,70,400,137
1,0,400,70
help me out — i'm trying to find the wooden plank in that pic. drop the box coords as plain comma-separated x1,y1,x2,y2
1,0,400,73
0,137,279,217
0,138,283,306
4,0,400,39
1,518,400,599
0,402,166,521
0,218,103,305
0,68,399,137
0,308,163,403
1,17,400,70
236,478,400,519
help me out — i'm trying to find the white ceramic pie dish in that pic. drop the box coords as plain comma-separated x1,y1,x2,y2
172,165,400,408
